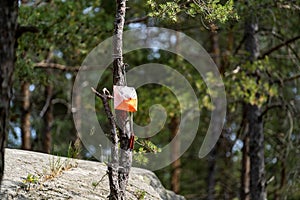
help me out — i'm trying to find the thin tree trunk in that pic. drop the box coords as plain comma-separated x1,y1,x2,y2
170,117,181,194
112,0,132,199
244,15,266,200
42,85,53,154
0,0,18,186
21,81,31,150
92,88,120,200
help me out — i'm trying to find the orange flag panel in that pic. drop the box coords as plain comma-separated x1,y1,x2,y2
114,86,137,112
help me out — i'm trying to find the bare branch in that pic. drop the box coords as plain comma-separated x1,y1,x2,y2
91,87,104,98
234,35,246,55
91,87,119,199
39,90,52,118
261,103,283,117
34,62,80,72
16,25,39,38
259,35,300,59
125,16,148,25
283,73,300,82
91,87,113,99
34,62,106,72
270,32,300,63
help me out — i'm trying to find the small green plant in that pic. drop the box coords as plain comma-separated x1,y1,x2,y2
67,139,82,159
20,150,78,192
49,156,64,175
23,173,39,184
21,173,40,191
45,155,76,181
91,181,98,187
135,189,146,200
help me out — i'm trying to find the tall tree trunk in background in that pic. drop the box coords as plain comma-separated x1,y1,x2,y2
241,122,250,200
170,31,182,194
244,14,266,200
210,24,221,71
207,145,217,200
0,0,18,186
246,104,265,200
274,157,286,200
206,24,221,200
42,85,53,153
71,76,82,158
170,117,180,194
21,81,31,150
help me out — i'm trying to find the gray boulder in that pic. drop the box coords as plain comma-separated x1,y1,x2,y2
0,148,185,200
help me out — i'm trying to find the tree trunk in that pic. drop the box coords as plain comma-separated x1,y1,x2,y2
274,158,286,200
170,117,181,194
241,124,250,200
111,0,132,199
0,0,18,186
21,81,31,150
246,104,265,200
210,24,221,72
244,15,266,200
72,76,82,158
207,145,217,200
42,85,53,154
206,24,221,200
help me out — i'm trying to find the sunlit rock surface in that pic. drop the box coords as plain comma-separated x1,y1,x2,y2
0,148,185,200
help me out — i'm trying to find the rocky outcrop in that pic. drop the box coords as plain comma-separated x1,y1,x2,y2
0,148,185,200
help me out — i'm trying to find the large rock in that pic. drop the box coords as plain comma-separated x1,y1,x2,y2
0,148,185,200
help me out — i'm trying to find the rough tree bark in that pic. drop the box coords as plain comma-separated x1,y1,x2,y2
21,81,31,150
0,0,18,186
244,14,266,200
113,1,132,199
92,0,131,199
92,88,119,199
